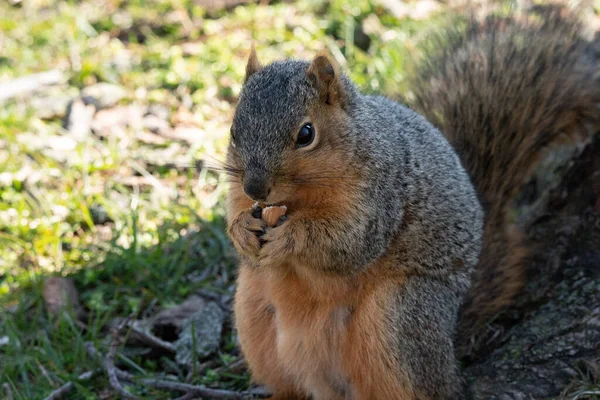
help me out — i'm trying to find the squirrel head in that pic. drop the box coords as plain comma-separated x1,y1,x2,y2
227,48,360,208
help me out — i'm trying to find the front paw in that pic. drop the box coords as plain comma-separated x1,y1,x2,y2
227,207,267,263
258,216,297,268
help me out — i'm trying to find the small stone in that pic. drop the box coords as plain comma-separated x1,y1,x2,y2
81,83,127,109
174,302,225,365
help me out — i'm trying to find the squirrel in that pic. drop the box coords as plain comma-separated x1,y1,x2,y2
224,3,599,400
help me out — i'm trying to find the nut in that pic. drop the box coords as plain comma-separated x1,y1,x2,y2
261,205,287,227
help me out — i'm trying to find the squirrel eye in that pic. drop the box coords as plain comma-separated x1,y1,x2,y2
296,123,315,148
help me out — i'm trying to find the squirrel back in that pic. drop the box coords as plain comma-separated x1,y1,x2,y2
409,3,600,358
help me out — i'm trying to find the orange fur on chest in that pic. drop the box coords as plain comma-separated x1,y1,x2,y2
235,262,415,400
269,266,354,398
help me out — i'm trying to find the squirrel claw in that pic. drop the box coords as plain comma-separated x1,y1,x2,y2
251,203,263,219
275,214,288,227
259,236,268,247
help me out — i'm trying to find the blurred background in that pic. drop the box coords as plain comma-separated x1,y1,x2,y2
0,0,599,399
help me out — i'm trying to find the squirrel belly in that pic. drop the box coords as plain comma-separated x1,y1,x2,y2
234,258,416,399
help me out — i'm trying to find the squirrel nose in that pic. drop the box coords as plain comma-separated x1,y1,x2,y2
243,174,271,201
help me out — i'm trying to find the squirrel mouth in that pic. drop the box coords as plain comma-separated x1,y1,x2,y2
254,201,285,209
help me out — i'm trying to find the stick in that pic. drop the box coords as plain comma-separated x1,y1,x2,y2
85,342,268,399
125,319,176,353
43,370,95,400
104,324,139,399
121,376,248,399
173,393,197,400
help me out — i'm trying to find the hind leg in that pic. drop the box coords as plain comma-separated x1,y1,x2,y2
234,264,308,399
344,276,464,400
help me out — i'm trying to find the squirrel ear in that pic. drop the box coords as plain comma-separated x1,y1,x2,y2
245,44,263,83
306,51,344,106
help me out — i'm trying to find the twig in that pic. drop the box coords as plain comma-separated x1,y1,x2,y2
84,341,102,360
227,358,248,373
173,393,198,400
125,319,176,353
121,373,271,399
123,376,250,399
43,370,95,400
245,387,271,398
573,390,600,400
116,366,254,399
141,298,159,319
43,383,72,400
186,360,219,382
85,341,267,399
105,322,139,399
211,358,247,375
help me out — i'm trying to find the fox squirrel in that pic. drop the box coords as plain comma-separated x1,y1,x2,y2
224,4,599,399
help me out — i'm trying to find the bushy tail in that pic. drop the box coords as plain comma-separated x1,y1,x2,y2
409,3,600,359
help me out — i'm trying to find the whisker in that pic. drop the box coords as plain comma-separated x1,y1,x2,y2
204,168,242,178
145,161,200,170
290,172,354,180
200,153,230,167
202,162,243,175
192,153,243,175
290,176,356,184
279,181,348,189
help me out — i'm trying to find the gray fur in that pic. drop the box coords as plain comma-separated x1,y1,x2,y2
231,58,483,398
232,61,319,173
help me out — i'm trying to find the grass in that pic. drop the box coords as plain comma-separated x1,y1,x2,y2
0,0,451,398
